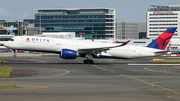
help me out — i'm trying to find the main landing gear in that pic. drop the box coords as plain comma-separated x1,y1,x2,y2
13,50,17,58
83,59,94,64
83,53,94,64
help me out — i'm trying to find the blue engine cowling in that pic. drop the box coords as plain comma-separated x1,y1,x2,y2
60,49,77,59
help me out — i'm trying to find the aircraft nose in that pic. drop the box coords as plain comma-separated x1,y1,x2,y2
4,42,8,47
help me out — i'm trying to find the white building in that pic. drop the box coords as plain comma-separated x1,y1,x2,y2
147,4,180,39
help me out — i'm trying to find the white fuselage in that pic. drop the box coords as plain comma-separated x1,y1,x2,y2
4,36,165,59
107,45,160,58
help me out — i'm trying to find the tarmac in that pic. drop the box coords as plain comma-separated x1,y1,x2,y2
0,53,180,101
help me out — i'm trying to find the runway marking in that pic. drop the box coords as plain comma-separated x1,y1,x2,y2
43,68,70,77
92,65,118,74
155,85,179,94
121,74,179,95
51,86,153,93
144,66,180,75
93,65,179,95
92,64,179,95
128,64,180,65
39,60,46,63
58,70,71,76
121,74,155,86
75,59,82,63
153,80,180,84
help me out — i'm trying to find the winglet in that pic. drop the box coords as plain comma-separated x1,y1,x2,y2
122,40,130,46
147,27,177,50
115,40,130,47
113,41,118,44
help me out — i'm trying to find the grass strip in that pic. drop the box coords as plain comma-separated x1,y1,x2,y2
0,85,23,89
0,66,13,77
0,60,7,63
148,59,180,63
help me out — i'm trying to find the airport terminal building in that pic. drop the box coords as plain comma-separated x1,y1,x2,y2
34,8,115,39
116,21,146,39
147,4,180,39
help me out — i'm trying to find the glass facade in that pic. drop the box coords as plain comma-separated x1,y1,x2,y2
34,9,115,39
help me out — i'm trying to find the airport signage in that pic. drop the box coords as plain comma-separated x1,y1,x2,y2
153,11,173,14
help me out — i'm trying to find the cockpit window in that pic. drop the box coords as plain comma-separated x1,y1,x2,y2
9,39,14,41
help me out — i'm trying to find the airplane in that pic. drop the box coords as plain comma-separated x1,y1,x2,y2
4,35,130,64
4,27,177,64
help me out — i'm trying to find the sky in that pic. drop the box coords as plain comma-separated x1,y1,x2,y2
0,0,180,22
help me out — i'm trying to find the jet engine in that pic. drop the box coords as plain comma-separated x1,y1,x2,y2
60,49,77,59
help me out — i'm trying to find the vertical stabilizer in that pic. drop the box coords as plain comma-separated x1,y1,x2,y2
147,27,177,50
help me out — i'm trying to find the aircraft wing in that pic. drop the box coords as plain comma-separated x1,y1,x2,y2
78,40,130,53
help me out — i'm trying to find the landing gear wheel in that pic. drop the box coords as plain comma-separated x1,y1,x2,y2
89,60,94,64
13,55,16,58
83,60,88,64
83,60,94,64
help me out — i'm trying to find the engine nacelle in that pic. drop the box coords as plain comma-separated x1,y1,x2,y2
60,49,77,59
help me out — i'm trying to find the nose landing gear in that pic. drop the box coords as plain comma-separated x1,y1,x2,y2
13,50,17,58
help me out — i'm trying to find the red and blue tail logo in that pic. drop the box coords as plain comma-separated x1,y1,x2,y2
113,41,118,44
147,27,177,50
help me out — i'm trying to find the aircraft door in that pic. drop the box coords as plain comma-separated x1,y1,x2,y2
51,42,55,48
20,38,24,45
